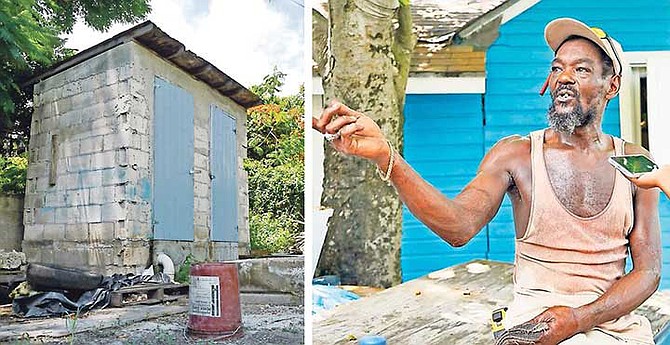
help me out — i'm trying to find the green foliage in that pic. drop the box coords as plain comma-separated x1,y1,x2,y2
248,69,304,165
249,213,298,254
0,154,27,194
246,69,304,254
245,159,304,223
0,0,60,115
174,254,194,284
0,0,150,154
44,0,152,33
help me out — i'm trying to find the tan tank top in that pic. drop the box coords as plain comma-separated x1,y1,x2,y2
515,129,633,294
508,129,652,343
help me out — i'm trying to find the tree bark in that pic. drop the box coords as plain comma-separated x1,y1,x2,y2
315,0,415,287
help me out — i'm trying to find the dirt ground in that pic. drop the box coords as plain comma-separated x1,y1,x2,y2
2,303,304,345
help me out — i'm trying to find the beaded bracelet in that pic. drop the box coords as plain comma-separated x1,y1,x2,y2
376,140,395,182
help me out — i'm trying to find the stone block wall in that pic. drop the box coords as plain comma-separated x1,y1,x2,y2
24,44,150,274
0,195,24,252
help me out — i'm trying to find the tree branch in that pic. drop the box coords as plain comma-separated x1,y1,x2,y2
392,3,416,112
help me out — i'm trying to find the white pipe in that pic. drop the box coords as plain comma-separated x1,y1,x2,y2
155,252,175,282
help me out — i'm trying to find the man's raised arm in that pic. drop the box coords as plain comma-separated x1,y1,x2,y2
313,101,515,246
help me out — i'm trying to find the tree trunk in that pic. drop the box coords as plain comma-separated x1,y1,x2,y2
315,0,414,287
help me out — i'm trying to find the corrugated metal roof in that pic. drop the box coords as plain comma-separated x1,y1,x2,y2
25,21,261,108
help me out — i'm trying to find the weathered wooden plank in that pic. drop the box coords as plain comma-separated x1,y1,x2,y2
412,64,486,73
314,260,670,345
0,302,188,341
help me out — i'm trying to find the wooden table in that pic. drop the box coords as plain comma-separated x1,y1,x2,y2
313,260,670,345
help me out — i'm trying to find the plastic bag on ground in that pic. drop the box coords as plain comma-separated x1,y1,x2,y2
12,265,173,318
312,284,360,314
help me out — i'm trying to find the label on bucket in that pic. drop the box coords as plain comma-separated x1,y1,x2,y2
189,276,221,317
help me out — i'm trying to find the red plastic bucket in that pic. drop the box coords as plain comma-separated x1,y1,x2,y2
187,262,242,338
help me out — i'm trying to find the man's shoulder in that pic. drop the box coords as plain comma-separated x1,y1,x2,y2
491,134,532,157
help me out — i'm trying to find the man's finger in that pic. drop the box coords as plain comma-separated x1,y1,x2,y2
330,102,360,118
316,102,362,133
312,117,320,132
325,116,359,134
315,102,343,132
339,122,364,137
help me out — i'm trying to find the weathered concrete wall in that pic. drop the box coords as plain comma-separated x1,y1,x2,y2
0,195,24,252
24,43,149,274
235,256,304,306
236,256,304,294
131,42,249,260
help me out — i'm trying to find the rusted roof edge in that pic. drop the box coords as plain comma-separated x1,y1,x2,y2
24,21,261,108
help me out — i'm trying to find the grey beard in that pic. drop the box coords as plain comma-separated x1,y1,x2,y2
546,100,596,134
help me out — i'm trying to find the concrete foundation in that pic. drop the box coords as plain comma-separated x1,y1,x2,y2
235,256,304,305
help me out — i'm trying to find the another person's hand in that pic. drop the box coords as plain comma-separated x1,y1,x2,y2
627,165,670,193
312,101,391,167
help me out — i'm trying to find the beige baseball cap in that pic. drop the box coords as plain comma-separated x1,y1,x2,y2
544,18,624,76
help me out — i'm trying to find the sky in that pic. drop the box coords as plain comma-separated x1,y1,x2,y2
62,0,304,95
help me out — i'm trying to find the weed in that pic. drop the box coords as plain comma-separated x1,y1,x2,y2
65,308,81,345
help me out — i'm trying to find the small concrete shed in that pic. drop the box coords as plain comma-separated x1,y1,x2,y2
22,21,261,275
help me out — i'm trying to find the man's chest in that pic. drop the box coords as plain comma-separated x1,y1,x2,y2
544,151,616,217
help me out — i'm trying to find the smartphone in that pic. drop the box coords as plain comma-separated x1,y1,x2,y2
608,154,658,178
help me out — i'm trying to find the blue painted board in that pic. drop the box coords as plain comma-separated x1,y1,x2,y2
211,106,238,242
153,77,194,241
401,93,485,281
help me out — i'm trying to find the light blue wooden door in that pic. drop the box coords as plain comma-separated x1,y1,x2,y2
153,77,194,240
210,106,238,242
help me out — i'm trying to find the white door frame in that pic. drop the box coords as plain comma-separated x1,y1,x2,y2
620,51,670,164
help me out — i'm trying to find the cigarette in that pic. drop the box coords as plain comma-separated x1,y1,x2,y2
324,132,341,142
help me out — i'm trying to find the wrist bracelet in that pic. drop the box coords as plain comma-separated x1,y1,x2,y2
377,140,395,182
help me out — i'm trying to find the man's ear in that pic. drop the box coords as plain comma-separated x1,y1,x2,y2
606,75,621,100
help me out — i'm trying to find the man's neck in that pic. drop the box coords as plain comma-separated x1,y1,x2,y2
553,122,609,152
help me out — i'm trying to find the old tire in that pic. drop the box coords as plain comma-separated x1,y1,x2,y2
27,263,103,291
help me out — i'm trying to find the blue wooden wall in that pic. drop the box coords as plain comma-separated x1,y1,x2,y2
402,94,486,281
402,0,670,286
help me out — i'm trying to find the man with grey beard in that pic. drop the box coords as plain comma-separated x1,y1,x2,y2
546,84,598,134
313,17,660,344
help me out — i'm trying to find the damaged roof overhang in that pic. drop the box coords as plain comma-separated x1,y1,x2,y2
24,21,262,109
412,0,517,45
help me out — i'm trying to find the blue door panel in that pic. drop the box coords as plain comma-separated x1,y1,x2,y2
153,77,194,241
211,106,238,242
